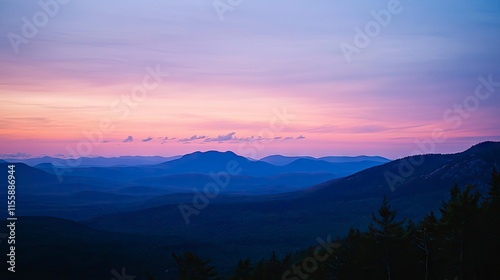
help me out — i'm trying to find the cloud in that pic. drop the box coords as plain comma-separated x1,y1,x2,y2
178,135,206,143
205,132,236,143
160,136,173,144
234,136,255,143
0,152,32,159
134,133,305,145
161,137,176,144
122,136,134,143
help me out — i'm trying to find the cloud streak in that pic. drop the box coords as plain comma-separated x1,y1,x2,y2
0,152,32,159
205,132,236,143
178,135,207,143
113,133,307,144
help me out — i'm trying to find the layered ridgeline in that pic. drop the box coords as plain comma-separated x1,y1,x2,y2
0,155,182,167
0,150,389,221
0,142,498,278
0,153,388,195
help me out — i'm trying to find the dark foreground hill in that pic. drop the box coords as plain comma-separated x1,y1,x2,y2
0,217,181,280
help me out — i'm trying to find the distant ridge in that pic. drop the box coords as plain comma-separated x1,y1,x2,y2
153,150,386,177
154,150,279,176
3,152,390,168
259,155,317,166
319,155,390,163
0,162,59,189
260,155,390,166
0,155,181,167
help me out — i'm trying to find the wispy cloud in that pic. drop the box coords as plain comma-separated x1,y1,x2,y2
160,136,175,144
142,136,153,142
205,132,236,143
178,135,207,143
0,152,32,159
153,133,308,144
122,136,134,143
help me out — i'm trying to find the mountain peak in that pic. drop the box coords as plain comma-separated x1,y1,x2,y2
182,150,239,159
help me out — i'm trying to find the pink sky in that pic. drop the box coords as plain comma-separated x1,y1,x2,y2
1,0,499,159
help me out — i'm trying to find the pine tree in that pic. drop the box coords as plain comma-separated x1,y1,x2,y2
327,227,360,279
486,166,500,203
483,167,500,279
369,196,406,280
231,259,252,280
264,251,290,280
439,184,481,280
251,261,266,280
172,252,219,280
414,212,438,280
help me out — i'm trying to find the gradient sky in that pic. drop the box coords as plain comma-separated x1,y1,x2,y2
1,0,500,159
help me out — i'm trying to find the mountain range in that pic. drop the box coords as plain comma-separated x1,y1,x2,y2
1,141,498,274
0,151,388,197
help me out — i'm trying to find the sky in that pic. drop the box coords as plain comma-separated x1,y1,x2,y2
0,0,500,159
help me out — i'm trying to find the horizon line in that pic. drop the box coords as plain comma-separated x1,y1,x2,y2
1,141,498,162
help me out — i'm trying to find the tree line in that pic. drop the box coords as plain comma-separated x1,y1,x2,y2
164,167,500,280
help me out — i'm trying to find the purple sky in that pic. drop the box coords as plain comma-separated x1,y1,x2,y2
1,0,499,159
